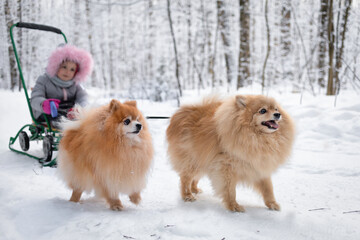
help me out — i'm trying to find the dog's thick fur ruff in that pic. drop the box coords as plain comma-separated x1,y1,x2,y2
58,99,153,210
166,95,295,212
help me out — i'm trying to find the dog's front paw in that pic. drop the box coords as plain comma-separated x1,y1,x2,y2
129,193,141,205
266,201,281,211
183,194,196,202
110,202,124,211
226,202,245,212
108,199,123,211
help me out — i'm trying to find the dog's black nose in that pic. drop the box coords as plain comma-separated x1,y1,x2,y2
274,113,281,120
136,124,142,131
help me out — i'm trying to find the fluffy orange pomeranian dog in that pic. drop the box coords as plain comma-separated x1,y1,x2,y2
166,95,295,212
58,99,153,210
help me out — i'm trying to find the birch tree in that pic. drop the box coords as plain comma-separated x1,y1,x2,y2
0,2,9,89
318,0,328,88
5,0,19,90
85,0,96,87
146,0,154,83
217,0,235,91
334,0,352,95
280,0,292,83
326,0,335,95
262,0,271,93
238,0,250,89
167,0,182,97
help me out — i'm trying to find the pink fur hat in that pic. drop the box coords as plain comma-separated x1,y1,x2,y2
46,44,93,83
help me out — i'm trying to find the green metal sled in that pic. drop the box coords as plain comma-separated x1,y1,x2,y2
8,22,68,167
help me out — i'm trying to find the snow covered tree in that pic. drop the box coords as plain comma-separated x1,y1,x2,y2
318,0,328,88
326,0,352,95
4,0,19,90
261,0,271,93
1,0,359,97
334,0,352,95
217,0,235,91
167,0,182,97
280,0,292,83
237,0,250,89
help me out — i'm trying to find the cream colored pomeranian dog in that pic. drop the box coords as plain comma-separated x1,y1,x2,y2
58,99,154,210
166,95,295,212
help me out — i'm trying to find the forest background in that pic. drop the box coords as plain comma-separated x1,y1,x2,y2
1,0,358,101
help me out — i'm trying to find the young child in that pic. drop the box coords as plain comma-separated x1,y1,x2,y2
31,44,93,125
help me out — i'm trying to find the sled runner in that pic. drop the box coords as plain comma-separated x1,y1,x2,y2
8,22,68,167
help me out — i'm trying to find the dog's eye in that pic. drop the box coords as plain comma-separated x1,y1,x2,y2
124,119,131,125
259,108,267,114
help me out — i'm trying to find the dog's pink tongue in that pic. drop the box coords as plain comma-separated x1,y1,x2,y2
269,121,279,129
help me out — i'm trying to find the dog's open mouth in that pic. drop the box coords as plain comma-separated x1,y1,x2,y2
129,130,140,134
261,120,279,130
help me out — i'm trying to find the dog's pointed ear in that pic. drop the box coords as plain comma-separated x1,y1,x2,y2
124,100,137,107
236,95,246,108
109,99,121,112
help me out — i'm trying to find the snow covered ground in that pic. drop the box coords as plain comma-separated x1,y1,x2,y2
0,88,359,240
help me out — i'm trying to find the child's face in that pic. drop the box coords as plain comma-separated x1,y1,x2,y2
56,61,77,81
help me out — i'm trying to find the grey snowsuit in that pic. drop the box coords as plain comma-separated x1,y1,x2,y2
31,74,87,120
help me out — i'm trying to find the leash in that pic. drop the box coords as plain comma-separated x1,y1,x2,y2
146,116,170,119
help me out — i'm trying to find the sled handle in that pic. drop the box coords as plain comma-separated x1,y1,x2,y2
10,22,68,125
16,22,63,34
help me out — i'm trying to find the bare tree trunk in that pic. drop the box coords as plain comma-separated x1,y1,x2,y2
352,20,360,85
85,0,96,87
280,0,292,83
326,0,335,95
100,7,109,90
186,0,195,90
280,1,291,57
261,0,271,94
318,0,328,88
17,0,22,91
5,0,19,91
107,2,115,89
292,3,316,95
334,0,352,95
237,0,250,89
217,0,234,92
201,0,216,89
210,21,219,89
73,0,80,46
147,0,154,82
167,0,182,97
